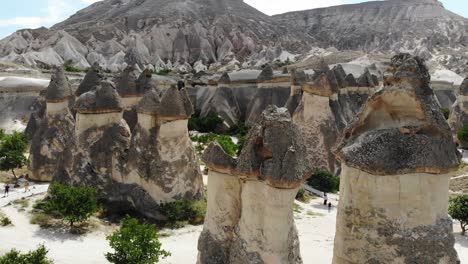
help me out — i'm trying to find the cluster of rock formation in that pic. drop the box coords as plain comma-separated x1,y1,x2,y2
28,65,203,218
29,68,75,181
287,63,378,173
198,106,307,264
449,77,468,148
189,67,291,128
332,54,460,263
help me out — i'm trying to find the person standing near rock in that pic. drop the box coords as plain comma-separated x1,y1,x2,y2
4,184,9,197
24,180,30,193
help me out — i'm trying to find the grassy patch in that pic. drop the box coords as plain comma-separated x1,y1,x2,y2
306,211,324,217
293,204,302,214
295,188,314,203
30,213,54,228
13,198,29,209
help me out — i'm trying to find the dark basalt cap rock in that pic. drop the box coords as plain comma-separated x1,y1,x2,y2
45,66,73,102
459,77,468,96
115,65,138,96
76,62,103,97
257,65,274,82
313,58,330,78
357,68,377,87
236,105,307,189
334,54,460,175
291,69,307,86
136,69,153,93
75,81,122,113
332,64,348,88
137,89,161,115
202,142,237,174
159,85,188,118
345,74,358,87
218,72,231,84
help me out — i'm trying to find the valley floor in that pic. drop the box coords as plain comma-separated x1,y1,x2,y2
0,184,466,264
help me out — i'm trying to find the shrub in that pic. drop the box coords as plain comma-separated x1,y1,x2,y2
154,69,171,76
440,107,450,120
307,169,340,193
159,199,207,227
0,245,53,264
46,183,98,227
188,112,223,133
449,194,468,235
64,60,82,73
215,136,237,157
0,216,12,226
192,133,238,157
106,216,170,264
458,125,468,143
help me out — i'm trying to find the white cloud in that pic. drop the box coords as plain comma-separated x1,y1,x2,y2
0,0,73,29
81,0,101,4
245,0,345,15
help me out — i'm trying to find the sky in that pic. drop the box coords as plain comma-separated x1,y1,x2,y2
0,0,467,39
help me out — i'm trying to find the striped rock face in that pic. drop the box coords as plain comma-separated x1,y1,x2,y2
333,54,460,264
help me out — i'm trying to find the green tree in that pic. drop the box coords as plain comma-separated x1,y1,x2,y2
449,194,468,235
458,125,468,143
0,132,28,180
307,169,340,193
0,245,53,264
188,112,223,133
215,135,237,157
47,183,98,227
106,216,170,264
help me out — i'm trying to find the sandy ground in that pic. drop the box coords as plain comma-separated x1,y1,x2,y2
0,185,467,264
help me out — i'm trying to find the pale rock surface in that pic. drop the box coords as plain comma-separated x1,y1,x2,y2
333,54,460,264
449,77,468,148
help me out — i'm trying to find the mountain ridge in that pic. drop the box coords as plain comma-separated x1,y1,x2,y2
0,0,466,74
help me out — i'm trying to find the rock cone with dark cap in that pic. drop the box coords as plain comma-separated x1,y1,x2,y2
75,62,102,97
332,54,460,264
29,67,75,181
198,105,307,264
449,77,468,148
126,86,203,204
289,64,343,173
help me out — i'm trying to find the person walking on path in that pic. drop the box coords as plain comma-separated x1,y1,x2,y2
328,202,332,212
323,193,328,206
24,180,30,193
4,184,10,197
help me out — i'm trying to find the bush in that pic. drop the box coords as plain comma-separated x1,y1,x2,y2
46,183,98,227
440,107,450,120
0,245,53,264
192,133,238,157
106,216,170,264
64,60,82,73
154,69,171,76
458,125,468,143
159,199,207,227
188,112,223,133
0,216,12,226
307,169,340,193
449,194,468,235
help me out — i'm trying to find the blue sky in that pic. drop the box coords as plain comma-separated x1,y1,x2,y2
0,0,467,39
